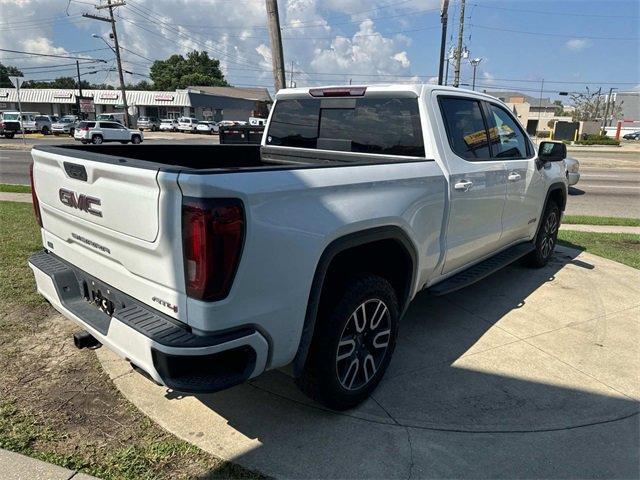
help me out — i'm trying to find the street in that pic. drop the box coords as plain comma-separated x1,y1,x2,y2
2,138,638,218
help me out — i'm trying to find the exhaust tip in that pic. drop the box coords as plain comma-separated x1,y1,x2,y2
73,331,101,350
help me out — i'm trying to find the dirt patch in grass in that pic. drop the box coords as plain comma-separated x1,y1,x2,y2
0,201,264,479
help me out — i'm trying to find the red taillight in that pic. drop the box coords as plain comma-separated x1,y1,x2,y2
309,86,367,97
29,163,43,228
182,198,245,301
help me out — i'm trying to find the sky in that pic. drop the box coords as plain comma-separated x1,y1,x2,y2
0,0,638,100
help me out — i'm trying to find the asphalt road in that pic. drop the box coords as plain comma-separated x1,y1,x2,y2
2,139,638,218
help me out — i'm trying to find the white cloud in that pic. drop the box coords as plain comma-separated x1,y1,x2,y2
482,71,495,84
565,38,589,51
1,0,424,89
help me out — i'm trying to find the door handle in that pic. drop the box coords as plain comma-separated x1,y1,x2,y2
454,180,473,192
507,172,521,182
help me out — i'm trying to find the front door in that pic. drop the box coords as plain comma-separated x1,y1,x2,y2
484,102,546,243
435,94,507,275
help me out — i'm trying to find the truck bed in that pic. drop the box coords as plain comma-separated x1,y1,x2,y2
34,144,429,173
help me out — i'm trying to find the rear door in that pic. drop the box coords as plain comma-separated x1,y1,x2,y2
434,93,507,275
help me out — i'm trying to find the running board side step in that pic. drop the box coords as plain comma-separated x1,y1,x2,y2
428,243,535,296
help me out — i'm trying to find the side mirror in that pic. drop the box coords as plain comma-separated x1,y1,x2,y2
539,141,566,163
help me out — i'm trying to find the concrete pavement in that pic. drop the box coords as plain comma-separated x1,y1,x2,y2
0,449,98,480
98,245,640,479
560,224,640,234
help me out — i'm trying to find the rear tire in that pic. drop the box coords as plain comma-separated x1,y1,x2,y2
297,274,399,410
525,200,560,268
41,126,50,135
91,135,103,145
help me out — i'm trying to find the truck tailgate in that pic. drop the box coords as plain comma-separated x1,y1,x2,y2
31,147,187,322
33,149,160,241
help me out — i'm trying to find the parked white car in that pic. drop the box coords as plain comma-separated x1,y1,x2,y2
196,121,219,134
177,117,198,133
564,156,580,186
159,119,178,132
73,120,143,144
29,84,568,410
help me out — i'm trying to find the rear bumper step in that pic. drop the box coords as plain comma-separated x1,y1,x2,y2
29,250,268,393
429,242,535,296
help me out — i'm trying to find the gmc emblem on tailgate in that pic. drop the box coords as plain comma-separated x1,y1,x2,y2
59,188,102,217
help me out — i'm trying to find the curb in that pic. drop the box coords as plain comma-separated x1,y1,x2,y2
560,224,640,234
0,448,99,480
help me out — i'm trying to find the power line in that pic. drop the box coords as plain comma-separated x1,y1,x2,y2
471,3,637,19
470,23,638,41
0,48,108,62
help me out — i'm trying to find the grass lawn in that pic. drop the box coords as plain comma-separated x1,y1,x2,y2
558,230,640,269
562,215,640,227
0,200,262,479
0,184,31,194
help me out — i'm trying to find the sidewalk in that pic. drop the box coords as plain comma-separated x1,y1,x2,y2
0,192,31,203
0,449,98,480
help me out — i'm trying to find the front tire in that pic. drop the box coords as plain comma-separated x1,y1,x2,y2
297,274,399,410
525,200,560,268
4,132,14,139
131,135,142,144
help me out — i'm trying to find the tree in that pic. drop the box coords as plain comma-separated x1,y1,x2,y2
150,50,228,90
0,62,23,87
22,77,92,89
570,87,625,123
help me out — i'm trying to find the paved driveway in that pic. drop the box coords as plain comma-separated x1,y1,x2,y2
99,246,639,479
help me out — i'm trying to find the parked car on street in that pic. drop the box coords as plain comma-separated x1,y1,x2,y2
177,117,198,133
217,120,240,127
137,116,161,131
52,116,78,136
196,121,219,134
622,131,640,140
97,112,126,124
0,111,21,138
17,112,38,133
563,156,580,186
73,120,143,144
35,115,53,135
159,118,178,132
28,84,568,410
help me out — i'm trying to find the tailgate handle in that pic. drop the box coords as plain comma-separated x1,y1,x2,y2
64,162,88,182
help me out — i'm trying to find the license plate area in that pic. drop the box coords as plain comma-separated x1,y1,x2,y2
81,277,124,317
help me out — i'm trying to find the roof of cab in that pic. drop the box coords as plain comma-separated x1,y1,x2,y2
274,84,504,104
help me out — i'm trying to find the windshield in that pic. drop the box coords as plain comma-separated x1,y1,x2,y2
3,113,19,120
161,119,173,123
59,118,73,123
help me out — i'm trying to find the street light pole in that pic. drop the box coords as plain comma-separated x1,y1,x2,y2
469,57,482,91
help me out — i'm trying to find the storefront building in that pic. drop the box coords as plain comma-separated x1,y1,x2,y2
0,86,271,122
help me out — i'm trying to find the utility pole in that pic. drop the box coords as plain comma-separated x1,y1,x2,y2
9,76,26,145
265,0,286,92
452,0,465,88
593,87,602,122
437,0,450,85
537,78,544,135
83,1,129,126
76,60,84,119
601,87,616,134
290,60,294,88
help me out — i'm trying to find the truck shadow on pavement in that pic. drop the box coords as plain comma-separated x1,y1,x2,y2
174,246,639,479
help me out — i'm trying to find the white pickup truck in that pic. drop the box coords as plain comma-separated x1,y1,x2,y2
28,85,568,410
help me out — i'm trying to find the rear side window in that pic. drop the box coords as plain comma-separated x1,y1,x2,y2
267,97,425,157
78,121,95,129
438,97,491,160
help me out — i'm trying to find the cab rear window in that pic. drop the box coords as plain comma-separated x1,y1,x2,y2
267,97,424,157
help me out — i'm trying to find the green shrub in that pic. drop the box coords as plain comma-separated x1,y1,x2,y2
536,131,551,138
576,134,620,146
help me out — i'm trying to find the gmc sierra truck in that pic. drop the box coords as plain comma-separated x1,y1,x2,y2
28,85,568,410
